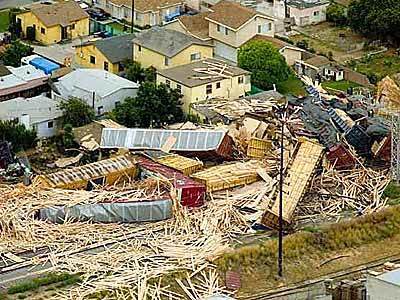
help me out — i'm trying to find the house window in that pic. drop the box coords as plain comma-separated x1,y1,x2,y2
176,84,182,93
217,24,221,32
47,121,53,128
41,27,45,34
267,23,272,31
238,76,244,84
90,55,96,64
190,52,201,61
216,82,221,89
313,11,320,16
206,84,212,94
257,25,262,34
104,61,109,71
97,106,104,115
115,101,120,107
138,45,142,52
71,23,75,30
164,57,170,66
225,27,229,35
118,63,124,72
166,79,170,87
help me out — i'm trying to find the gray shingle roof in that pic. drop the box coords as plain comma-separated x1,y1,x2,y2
84,34,135,64
132,27,212,58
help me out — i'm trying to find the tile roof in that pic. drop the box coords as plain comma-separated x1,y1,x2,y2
108,0,183,12
31,1,89,27
178,12,211,40
205,1,271,30
133,27,212,58
81,34,135,64
157,58,250,87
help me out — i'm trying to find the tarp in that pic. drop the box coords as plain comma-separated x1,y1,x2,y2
30,57,60,75
39,199,172,224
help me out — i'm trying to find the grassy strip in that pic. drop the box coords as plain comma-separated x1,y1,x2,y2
217,204,400,272
321,80,361,92
7,273,81,295
0,10,9,33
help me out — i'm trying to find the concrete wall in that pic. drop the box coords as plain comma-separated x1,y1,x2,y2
157,73,250,112
33,118,61,138
281,47,303,66
134,43,214,70
75,44,120,74
343,67,374,88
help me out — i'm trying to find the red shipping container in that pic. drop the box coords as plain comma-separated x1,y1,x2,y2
136,156,205,208
326,144,356,169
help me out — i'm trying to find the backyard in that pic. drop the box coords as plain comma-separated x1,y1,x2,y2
290,22,371,63
322,80,361,92
350,50,400,83
0,9,10,33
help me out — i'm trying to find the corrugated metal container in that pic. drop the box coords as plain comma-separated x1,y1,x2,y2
326,144,356,169
137,156,205,208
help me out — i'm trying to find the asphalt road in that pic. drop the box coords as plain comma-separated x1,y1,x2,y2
0,0,36,10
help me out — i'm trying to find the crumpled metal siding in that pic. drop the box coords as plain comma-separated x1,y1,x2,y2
100,128,227,151
39,199,172,224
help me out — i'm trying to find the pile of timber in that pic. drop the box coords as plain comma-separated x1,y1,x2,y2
191,160,264,192
297,165,390,220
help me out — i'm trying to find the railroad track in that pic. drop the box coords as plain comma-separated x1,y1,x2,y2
239,252,400,299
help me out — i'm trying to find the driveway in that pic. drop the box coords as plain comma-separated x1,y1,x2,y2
0,0,37,10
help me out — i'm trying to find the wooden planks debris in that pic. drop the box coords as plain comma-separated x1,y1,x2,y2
191,160,263,192
262,138,324,228
154,153,203,176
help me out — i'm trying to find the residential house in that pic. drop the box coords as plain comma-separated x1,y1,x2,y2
282,0,329,26
16,1,89,45
249,35,305,65
295,54,331,80
166,1,275,63
206,1,275,63
74,34,135,74
0,65,49,102
132,27,214,70
97,0,184,28
156,58,251,112
0,95,62,138
52,69,139,116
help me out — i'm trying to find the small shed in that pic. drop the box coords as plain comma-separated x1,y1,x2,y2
34,155,137,190
136,156,205,208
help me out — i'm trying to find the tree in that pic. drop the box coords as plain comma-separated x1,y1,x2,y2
0,40,33,67
238,40,291,90
125,60,156,83
113,82,184,127
58,98,95,127
0,120,36,152
348,0,400,41
326,3,348,26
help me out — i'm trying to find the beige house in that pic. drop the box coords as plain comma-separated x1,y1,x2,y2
133,27,214,70
156,58,251,113
285,0,329,26
165,1,276,63
97,0,184,28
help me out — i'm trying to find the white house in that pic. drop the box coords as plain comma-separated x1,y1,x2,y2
0,95,62,138
52,69,139,116
367,268,400,300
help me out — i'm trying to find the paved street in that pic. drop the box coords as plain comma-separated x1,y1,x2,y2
0,0,37,10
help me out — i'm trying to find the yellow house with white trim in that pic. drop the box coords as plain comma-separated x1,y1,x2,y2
156,58,251,113
132,27,214,70
16,1,89,45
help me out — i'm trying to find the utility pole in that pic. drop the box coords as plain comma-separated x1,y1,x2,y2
284,0,289,18
278,107,284,277
131,0,135,33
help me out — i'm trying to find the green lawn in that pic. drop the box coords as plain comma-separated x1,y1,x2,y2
0,10,10,33
322,80,361,92
276,75,306,96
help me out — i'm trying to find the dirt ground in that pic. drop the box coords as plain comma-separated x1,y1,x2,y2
291,23,371,63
